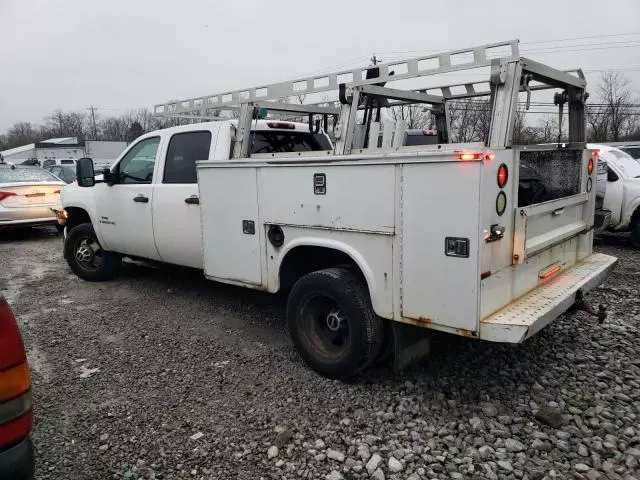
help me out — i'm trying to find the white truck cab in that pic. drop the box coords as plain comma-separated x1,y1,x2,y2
61,40,617,379
590,143,640,246
62,120,332,269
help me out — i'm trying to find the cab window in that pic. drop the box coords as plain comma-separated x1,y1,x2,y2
115,137,160,184
163,131,212,184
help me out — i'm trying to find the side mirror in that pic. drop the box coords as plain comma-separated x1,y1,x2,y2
607,168,619,182
76,157,95,187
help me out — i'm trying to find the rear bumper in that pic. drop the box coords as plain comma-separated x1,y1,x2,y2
480,253,617,343
0,217,58,228
0,436,34,480
0,205,59,228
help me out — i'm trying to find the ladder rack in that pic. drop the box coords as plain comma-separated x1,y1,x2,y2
154,40,522,119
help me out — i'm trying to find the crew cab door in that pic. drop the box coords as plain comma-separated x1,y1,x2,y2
95,136,161,260
152,130,213,269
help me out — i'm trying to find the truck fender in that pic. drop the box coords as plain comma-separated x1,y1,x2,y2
274,237,381,312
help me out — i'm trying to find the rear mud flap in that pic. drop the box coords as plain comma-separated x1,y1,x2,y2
392,321,431,372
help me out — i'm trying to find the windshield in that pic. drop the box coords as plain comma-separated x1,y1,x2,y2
621,146,640,160
604,149,640,179
0,166,61,183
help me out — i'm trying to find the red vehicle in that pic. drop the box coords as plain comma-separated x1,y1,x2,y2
0,295,34,479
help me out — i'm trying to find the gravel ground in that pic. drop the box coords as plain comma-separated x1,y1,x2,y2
0,227,638,480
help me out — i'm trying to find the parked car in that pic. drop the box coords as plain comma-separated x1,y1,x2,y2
0,164,65,229
44,164,76,184
0,295,35,479
41,158,76,169
618,144,640,160
589,144,640,247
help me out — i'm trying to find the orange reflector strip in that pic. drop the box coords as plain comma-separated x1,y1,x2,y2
539,264,562,280
0,410,32,448
456,152,483,161
0,362,31,403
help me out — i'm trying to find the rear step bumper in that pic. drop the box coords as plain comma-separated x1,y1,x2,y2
480,253,617,343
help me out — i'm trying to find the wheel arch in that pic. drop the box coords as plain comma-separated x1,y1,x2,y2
275,238,379,311
64,205,108,247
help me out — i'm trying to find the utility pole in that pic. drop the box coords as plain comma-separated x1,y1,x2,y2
87,106,98,140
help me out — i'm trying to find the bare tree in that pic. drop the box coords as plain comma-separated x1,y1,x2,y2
43,110,88,140
386,104,432,130
447,100,490,142
593,72,637,142
2,122,40,149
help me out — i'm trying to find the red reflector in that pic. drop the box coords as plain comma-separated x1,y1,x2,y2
422,129,437,136
266,122,295,130
485,152,495,161
456,152,483,161
587,158,594,175
53,189,61,194
592,149,600,161
0,191,16,201
539,264,561,280
0,410,32,448
0,297,27,371
497,164,509,188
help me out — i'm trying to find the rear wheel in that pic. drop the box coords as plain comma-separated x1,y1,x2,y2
64,223,121,281
287,267,383,379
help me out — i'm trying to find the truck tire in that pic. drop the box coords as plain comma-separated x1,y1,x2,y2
64,223,121,281
287,267,383,379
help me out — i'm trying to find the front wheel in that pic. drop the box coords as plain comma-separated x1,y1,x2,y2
64,223,121,281
287,268,383,379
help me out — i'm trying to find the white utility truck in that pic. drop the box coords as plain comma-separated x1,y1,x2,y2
60,40,617,378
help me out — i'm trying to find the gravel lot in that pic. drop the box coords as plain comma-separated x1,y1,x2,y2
0,228,638,480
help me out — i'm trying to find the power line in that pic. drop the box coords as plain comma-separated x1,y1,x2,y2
522,32,640,45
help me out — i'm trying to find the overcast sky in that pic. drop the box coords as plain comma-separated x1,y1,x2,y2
1,0,639,132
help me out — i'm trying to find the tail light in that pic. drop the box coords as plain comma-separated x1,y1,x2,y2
422,129,437,136
53,189,61,194
0,296,32,448
587,158,594,175
497,164,509,188
266,122,295,129
0,191,16,202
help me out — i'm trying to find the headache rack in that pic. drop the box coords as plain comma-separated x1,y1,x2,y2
154,39,588,157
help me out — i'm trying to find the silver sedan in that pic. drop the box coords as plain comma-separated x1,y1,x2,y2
0,165,65,229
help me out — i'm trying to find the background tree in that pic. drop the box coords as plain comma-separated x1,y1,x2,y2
127,121,144,142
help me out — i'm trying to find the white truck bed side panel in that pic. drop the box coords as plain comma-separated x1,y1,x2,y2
401,162,481,332
198,167,263,285
259,165,395,233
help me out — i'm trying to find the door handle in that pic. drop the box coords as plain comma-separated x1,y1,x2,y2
184,196,200,205
133,195,149,203
552,207,564,216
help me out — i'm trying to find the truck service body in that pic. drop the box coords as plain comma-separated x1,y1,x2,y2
61,40,617,378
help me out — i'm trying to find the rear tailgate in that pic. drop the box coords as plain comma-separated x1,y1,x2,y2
480,146,599,321
513,148,592,263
